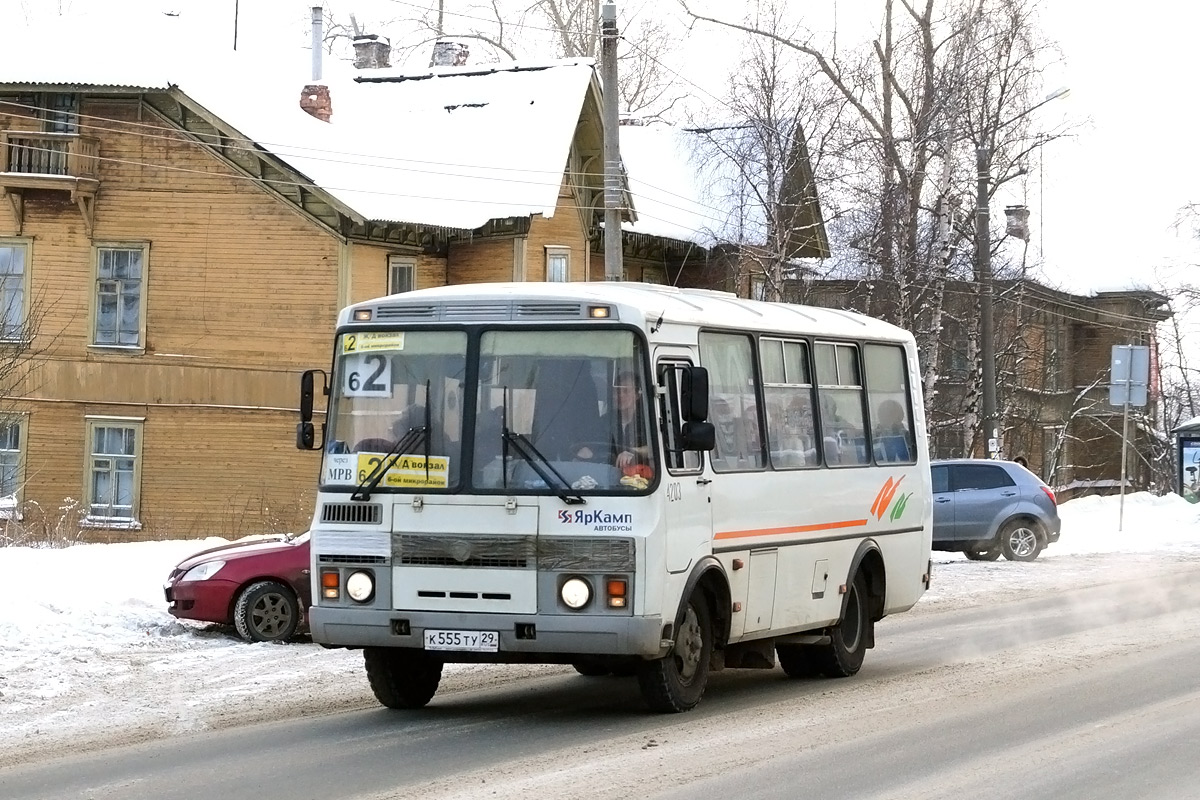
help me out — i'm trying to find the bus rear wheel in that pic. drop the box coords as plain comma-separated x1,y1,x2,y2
637,595,713,713
364,647,443,709
811,572,870,678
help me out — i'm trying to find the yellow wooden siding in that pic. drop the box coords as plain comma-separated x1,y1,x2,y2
346,242,448,301
525,182,591,281
13,400,316,542
447,237,518,284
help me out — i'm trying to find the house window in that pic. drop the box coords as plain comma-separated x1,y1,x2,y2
0,240,28,342
1044,316,1066,392
750,275,767,301
94,245,146,347
85,417,143,526
388,256,415,294
0,417,23,516
42,92,79,133
545,247,570,282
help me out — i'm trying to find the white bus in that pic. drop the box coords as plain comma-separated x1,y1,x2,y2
296,282,932,713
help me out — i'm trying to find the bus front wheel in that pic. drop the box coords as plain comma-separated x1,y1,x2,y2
811,571,871,678
364,647,443,709
637,595,713,713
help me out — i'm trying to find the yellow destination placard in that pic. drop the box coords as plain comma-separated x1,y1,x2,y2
342,331,405,353
357,453,449,489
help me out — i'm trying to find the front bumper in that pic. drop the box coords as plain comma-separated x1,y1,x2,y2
164,579,236,625
309,606,667,659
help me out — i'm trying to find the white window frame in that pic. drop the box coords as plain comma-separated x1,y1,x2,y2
91,243,149,350
0,238,31,343
0,414,26,519
82,416,144,529
545,246,570,282
387,255,416,294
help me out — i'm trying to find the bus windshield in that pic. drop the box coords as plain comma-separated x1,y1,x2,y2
321,327,655,495
325,330,467,490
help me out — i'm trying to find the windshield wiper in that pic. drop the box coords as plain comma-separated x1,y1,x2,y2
352,424,428,501
503,430,585,505
496,386,583,504
353,380,435,501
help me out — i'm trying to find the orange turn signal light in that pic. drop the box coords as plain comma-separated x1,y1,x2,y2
321,569,340,599
607,578,627,608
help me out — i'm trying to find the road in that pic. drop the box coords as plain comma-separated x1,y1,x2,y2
3,566,1199,800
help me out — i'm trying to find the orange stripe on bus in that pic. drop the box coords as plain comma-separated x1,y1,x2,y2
713,518,870,540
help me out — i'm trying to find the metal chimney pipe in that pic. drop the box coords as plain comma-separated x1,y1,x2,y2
311,6,323,82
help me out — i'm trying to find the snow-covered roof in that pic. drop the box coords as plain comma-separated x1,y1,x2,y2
0,16,596,231
618,123,720,246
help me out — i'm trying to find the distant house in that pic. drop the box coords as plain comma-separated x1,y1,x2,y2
806,278,1171,496
4,23,794,540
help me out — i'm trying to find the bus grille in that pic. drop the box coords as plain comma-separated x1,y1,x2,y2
320,502,383,524
393,534,634,571
319,554,388,565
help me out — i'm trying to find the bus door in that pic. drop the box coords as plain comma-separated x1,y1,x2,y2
657,354,713,574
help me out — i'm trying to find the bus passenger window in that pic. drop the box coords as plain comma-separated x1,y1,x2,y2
864,344,916,464
761,338,817,469
815,341,870,467
699,332,764,472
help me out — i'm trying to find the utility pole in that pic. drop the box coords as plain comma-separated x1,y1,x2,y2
601,2,623,281
976,146,999,459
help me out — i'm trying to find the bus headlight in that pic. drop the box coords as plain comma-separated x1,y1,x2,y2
560,577,591,609
346,570,375,603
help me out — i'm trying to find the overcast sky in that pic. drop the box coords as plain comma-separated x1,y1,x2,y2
5,0,1196,298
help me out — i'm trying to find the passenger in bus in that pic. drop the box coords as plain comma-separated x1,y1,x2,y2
874,398,911,462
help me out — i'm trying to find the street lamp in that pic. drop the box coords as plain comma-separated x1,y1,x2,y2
976,86,1069,459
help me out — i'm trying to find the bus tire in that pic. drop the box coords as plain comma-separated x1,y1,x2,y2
364,647,443,709
812,572,870,678
637,594,713,713
776,643,822,678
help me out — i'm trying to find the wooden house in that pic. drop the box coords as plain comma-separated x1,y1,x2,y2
0,31,734,541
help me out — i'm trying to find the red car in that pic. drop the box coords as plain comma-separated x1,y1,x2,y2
165,532,311,642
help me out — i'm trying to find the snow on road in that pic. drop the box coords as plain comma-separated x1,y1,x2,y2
1,492,1198,767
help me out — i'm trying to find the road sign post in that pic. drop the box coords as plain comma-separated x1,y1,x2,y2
1110,345,1149,531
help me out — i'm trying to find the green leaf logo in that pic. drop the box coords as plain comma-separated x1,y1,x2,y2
889,492,911,521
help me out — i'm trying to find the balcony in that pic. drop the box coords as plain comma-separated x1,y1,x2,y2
0,131,100,236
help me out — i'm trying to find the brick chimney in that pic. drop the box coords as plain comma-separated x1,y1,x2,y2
300,85,332,122
429,39,469,67
353,34,391,69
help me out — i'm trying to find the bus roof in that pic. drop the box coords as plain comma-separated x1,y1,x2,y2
341,282,913,343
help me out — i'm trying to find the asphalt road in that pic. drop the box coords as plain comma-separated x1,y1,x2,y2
3,566,1199,800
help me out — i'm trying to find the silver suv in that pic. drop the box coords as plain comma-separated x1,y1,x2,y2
931,459,1061,561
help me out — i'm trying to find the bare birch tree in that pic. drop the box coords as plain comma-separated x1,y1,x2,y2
680,0,1064,455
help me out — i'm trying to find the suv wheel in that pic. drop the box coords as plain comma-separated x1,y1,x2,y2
1000,519,1043,562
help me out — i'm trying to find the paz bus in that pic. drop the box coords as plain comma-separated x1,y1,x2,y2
295,282,932,713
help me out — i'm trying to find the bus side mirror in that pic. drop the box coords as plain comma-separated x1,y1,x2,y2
680,366,709,422
681,421,716,452
296,369,326,451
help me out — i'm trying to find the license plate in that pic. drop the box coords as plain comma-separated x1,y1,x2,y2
423,629,500,652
